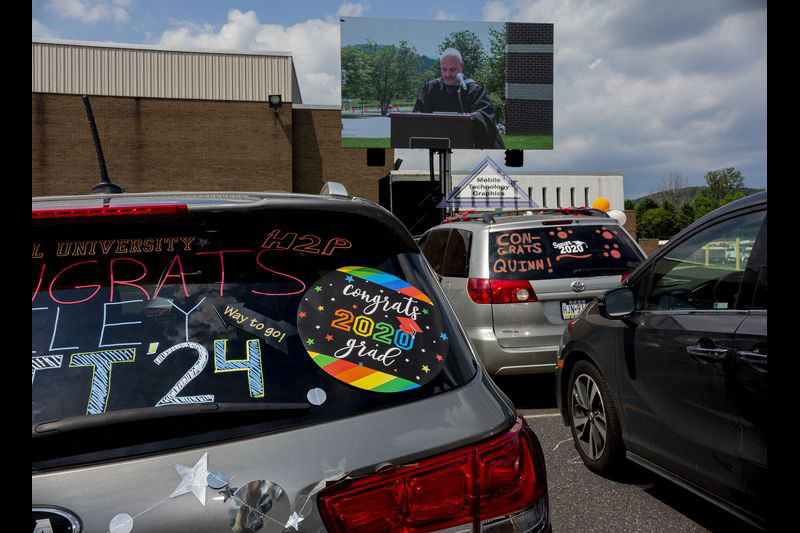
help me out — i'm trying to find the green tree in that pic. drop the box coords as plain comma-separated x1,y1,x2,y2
428,30,487,81
624,199,636,210
677,201,695,229
474,26,507,124
341,45,371,101
692,192,714,220
364,40,421,115
704,167,744,205
634,197,658,223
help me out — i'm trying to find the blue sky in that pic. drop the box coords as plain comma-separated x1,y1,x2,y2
32,1,767,198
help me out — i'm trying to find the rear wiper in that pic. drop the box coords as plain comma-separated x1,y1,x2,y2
32,402,310,439
573,267,630,276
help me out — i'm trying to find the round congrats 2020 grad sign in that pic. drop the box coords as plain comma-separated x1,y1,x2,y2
297,267,449,392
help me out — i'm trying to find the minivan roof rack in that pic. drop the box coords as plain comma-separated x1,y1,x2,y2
320,182,349,198
444,207,610,224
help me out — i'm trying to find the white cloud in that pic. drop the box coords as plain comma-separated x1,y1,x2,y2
435,10,457,21
337,2,369,17
442,0,768,196
43,0,133,24
32,18,57,38
157,9,342,105
482,1,512,22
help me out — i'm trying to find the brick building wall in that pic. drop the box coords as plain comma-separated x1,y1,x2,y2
32,93,293,195
637,238,661,257
505,23,553,135
291,108,393,202
32,95,392,202
622,210,637,240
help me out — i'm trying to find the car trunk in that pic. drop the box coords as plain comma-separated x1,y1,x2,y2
488,223,642,349
492,276,623,348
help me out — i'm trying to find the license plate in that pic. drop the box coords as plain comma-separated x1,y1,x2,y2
561,299,590,320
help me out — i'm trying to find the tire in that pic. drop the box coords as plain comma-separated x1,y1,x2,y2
567,360,624,474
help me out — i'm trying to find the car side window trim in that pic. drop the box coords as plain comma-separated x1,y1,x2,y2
735,213,767,310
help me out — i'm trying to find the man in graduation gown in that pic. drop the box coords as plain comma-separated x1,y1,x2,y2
413,48,505,149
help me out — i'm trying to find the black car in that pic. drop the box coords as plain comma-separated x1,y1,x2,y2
555,192,767,530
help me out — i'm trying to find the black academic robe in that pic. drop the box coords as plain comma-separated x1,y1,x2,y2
413,78,505,149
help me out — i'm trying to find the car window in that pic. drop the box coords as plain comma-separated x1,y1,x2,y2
423,229,450,274
488,223,643,280
32,208,477,469
642,209,766,311
441,229,472,278
751,256,767,310
417,232,430,253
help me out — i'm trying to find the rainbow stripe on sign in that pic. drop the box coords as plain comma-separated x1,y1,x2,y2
308,351,420,392
338,266,434,305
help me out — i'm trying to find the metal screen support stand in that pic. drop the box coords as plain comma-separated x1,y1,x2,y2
435,149,453,219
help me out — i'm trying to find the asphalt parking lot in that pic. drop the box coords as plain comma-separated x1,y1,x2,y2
493,375,761,533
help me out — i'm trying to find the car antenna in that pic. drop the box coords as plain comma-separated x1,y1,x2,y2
82,95,125,195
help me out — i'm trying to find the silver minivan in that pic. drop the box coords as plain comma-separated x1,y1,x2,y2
418,208,645,376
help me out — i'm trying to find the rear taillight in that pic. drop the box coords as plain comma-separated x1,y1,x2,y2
32,204,187,220
318,416,548,533
467,279,537,304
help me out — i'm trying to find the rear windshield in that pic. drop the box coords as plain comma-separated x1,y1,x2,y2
32,207,476,469
489,223,643,280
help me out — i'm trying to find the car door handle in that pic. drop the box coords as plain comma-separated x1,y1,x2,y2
687,345,729,362
736,350,767,371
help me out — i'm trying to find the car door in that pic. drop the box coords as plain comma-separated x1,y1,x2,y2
731,220,767,519
620,207,766,505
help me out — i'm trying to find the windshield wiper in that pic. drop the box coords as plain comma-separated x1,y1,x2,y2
32,402,310,439
572,267,631,276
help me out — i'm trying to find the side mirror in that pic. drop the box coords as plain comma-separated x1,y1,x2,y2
600,287,635,319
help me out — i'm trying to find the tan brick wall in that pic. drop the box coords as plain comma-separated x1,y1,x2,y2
638,238,661,257
292,108,393,202
32,93,293,196
32,94,393,203
623,209,637,240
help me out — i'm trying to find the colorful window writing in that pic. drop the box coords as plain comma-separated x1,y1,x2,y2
32,209,476,465
489,224,643,280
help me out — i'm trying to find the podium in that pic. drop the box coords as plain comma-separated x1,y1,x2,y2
390,112,475,149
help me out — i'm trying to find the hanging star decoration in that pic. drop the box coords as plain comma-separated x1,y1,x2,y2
285,511,305,530
170,452,209,506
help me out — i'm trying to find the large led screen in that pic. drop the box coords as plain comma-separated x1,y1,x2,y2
340,16,553,150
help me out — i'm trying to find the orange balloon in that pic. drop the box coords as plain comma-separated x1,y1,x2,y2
592,197,611,212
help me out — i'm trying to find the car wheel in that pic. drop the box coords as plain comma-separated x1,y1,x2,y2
567,360,624,474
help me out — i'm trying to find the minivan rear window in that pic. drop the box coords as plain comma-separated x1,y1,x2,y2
32,207,476,469
488,224,643,280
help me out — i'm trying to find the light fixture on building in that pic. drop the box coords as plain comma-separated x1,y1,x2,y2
268,94,282,112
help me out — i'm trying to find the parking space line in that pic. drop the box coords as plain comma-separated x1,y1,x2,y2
523,413,561,418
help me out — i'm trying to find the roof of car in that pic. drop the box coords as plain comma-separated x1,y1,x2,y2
32,190,418,247
428,207,618,232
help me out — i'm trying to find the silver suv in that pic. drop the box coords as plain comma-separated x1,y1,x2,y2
32,188,551,533
418,208,645,376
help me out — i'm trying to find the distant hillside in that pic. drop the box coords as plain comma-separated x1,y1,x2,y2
629,186,765,204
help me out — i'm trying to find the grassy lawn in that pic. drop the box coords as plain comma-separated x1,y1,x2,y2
501,133,553,150
341,137,391,148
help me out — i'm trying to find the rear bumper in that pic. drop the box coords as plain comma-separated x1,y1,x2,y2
464,326,558,375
